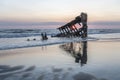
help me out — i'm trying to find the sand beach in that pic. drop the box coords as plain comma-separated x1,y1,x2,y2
0,40,120,80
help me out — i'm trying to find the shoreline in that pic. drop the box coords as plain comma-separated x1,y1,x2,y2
0,32,120,51
0,41,120,80
0,37,98,51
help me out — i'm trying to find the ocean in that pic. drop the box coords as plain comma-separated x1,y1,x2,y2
0,26,120,80
0,28,120,50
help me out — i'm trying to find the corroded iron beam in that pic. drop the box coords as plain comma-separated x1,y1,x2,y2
56,12,88,38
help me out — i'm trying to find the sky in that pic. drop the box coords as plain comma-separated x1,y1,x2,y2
0,0,120,28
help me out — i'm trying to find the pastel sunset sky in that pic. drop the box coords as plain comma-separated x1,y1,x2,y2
0,0,120,28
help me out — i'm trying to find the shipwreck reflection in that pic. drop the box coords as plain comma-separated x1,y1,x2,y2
60,41,87,66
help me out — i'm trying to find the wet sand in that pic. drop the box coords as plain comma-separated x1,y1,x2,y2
0,41,120,80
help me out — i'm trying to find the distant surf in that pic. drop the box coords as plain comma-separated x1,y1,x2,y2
0,29,120,38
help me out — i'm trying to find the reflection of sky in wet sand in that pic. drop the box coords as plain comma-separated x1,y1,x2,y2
0,41,120,80
0,45,76,69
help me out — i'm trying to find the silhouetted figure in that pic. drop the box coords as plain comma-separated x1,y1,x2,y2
44,32,48,40
41,32,48,40
41,33,43,40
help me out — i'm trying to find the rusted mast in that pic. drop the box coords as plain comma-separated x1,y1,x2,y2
81,13,88,38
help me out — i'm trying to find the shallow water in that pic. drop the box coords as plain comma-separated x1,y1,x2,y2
0,41,120,80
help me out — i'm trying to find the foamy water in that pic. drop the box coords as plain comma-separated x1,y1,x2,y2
0,29,120,50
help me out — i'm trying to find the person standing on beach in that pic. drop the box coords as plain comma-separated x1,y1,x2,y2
41,32,48,40
44,32,48,40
